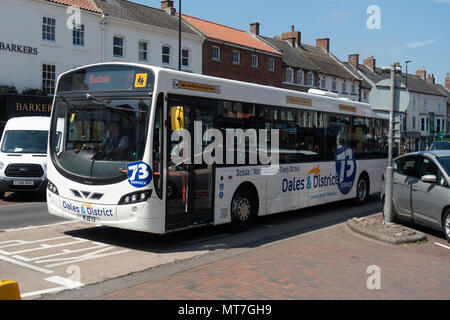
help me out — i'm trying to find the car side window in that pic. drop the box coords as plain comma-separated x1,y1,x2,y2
419,158,437,176
394,156,418,177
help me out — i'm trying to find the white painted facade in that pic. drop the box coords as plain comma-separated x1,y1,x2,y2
318,74,361,102
0,0,203,95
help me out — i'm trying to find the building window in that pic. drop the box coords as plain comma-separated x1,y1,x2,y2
182,48,190,67
251,55,258,68
351,83,356,94
297,70,304,85
363,90,368,100
268,58,275,72
72,24,85,46
139,41,149,62
321,77,326,89
113,36,124,57
412,116,416,130
232,50,240,65
286,68,293,83
307,72,313,86
42,64,56,95
212,46,220,61
331,79,337,92
421,117,426,132
437,119,441,133
424,99,427,112
42,17,56,42
342,81,347,93
162,45,171,64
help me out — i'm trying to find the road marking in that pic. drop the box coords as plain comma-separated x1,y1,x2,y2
45,276,84,289
435,242,450,250
0,254,54,274
4,221,78,233
21,287,66,299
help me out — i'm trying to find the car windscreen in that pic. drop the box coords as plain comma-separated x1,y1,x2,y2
438,156,450,175
1,130,48,154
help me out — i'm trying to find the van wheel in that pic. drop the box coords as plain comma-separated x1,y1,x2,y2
229,187,255,233
443,210,450,243
354,175,369,205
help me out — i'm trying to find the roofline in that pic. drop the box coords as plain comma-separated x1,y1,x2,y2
42,0,102,14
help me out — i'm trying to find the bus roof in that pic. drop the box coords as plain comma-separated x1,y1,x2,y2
58,62,387,120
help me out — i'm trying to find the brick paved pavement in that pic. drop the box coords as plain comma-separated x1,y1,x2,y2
98,217,450,300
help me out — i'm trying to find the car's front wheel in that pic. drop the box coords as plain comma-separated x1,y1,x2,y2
443,209,450,243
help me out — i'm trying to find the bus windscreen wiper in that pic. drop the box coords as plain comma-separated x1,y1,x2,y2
86,94,148,114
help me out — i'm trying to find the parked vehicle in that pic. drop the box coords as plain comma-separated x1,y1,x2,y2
382,150,450,242
429,141,450,151
0,117,52,199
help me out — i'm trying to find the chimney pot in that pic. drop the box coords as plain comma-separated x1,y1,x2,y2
281,26,301,47
426,73,435,84
348,54,359,69
250,22,260,36
161,0,176,15
316,38,330,52
445,73,450,90
416,67,426,80
363,56,376,71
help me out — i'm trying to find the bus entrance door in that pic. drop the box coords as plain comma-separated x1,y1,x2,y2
166,96,215,231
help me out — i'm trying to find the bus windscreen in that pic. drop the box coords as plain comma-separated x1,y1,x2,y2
57,65,154,93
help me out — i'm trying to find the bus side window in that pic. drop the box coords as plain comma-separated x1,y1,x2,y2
153,93,164,199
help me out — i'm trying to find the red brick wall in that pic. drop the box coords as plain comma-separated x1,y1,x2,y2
202,41,283,88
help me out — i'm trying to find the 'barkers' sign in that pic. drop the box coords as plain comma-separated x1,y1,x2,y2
5,95,52,118
0,41,38,55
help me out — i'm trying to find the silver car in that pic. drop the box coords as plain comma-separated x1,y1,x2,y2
383,150,450,242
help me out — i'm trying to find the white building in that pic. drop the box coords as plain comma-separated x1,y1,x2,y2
0,0,203,95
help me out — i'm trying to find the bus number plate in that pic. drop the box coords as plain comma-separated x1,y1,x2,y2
82,215,96,223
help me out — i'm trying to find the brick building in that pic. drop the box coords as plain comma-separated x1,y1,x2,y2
179,14,283,87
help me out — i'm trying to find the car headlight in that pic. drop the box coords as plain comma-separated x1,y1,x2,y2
118,190,152,205
47,180,59,195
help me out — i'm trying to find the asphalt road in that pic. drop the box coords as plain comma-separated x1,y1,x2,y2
0,194,68,231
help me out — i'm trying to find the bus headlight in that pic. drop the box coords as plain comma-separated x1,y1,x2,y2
118,190,152,205
47,180,59,195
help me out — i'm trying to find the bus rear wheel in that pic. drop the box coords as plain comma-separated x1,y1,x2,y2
229,187,255,233
354,174,369,205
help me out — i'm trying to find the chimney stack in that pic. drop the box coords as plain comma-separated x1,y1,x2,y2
161,0,176,15
316,38,330,53
281,25,301,48
416,67,426,80
426,73,435,84
250,22,260,36
445,73,450,90
348,54,359,70
363,56,376,71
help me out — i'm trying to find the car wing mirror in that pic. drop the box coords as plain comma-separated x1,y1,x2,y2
421,175,437,183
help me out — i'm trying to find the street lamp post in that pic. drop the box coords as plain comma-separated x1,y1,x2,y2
383,64,396,224
178,0,182,71
405,60,411,89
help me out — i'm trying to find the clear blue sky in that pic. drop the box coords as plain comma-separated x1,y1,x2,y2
136,0,449,85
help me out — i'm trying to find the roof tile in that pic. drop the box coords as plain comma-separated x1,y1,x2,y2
182,14,281,55
47,0,101,13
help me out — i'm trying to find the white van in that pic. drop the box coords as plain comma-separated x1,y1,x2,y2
0,116,51,199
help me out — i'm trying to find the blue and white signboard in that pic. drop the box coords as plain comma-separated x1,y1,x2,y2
126,161,153,188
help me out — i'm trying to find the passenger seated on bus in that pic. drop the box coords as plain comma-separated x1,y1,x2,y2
101,117,130,158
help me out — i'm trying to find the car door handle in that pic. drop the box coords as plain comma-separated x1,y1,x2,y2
393,179,398,184
412,186,419,191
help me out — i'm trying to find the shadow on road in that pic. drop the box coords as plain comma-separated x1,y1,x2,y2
64,195,383,254
0,191,46,204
